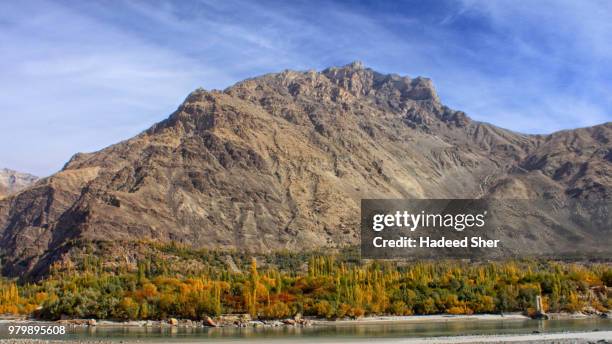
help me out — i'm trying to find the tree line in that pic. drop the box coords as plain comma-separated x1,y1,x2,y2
0,245,610,320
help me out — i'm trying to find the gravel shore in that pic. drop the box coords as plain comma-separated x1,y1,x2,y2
1,331,611,344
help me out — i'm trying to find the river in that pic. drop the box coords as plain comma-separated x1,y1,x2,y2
1,318,612,342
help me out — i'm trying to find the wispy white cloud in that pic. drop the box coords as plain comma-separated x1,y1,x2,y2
439,0,612,130
0,1,228,175
0,0,610,176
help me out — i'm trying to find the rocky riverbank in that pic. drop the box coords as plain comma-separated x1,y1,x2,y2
1,313,313,329
2,311,610,329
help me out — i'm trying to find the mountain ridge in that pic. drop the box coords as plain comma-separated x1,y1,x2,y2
0,62,610,278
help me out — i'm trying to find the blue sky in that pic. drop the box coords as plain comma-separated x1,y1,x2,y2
1,0,611,176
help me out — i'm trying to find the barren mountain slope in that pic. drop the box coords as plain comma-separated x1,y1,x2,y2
0,168,38,199
0,62,609,278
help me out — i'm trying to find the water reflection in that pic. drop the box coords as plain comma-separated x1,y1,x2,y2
1,318,611,342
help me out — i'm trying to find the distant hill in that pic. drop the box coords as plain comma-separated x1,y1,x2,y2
0,62,610,278
0,168,38,199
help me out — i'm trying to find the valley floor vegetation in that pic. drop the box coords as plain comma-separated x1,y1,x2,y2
0,242,610,321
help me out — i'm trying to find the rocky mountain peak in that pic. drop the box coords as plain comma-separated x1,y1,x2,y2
346,60,365,70
320,62,440,102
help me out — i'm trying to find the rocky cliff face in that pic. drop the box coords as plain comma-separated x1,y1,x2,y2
0,168,38,199
0,62,610,278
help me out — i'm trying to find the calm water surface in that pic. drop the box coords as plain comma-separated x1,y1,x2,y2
2,318,611,342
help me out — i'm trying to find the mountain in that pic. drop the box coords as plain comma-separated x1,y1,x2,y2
0,168,38,199
0,62,610,278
